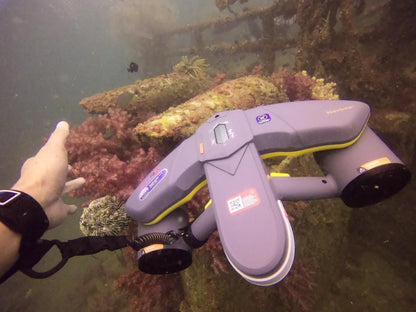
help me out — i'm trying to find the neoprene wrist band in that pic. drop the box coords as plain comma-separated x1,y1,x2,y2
0,190,49,242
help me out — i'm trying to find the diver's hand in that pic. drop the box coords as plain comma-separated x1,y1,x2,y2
12,121,85,228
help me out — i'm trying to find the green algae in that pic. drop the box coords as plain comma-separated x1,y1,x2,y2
134,75,288,141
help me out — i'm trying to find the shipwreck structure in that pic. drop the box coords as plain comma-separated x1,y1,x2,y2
138,0,298,75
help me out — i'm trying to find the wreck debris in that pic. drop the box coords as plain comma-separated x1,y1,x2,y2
79,57,213,118
133,75,288,141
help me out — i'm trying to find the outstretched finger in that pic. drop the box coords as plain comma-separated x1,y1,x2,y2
63,177,86,194
42,121,70,152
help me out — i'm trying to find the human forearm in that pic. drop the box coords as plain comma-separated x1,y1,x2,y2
0,221,21,276
0,121,85,282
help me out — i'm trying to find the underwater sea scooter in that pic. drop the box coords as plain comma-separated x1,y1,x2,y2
124,100,411,286
2,100,410,285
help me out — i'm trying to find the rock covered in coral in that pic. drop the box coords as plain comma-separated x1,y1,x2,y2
134,75,288,141
271,69,338,101
79,57,213,119
80,195,131,236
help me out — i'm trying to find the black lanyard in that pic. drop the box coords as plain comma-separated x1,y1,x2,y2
0,231,179,283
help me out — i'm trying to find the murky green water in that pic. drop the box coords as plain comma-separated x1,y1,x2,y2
1,0,415,311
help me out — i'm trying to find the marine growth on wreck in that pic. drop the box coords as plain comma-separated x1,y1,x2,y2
67,56,343,312
66,1,416,311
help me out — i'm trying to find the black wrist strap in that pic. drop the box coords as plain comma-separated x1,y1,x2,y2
0,190,49,241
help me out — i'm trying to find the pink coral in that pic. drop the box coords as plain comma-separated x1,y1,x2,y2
214,73,227,86
250,64,265,76
277,259,317,311
271,68,315,101
69,148,161,200
66,108,163,201
67,108,138,163
115,269,182,312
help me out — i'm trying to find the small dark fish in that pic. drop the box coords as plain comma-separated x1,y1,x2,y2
127,62,139,73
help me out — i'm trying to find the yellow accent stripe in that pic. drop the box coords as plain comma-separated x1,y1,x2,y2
204,199,212,209
261,127,366,160
360,157,391,170
147,126,367,224
270,172,290,177
145,180,208,225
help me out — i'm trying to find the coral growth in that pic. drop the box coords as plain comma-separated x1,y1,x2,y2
64,1,416,309
69,66,341,312
66,108,163,201
250,64,265,76
80,196,131,236
271,68,338,101
214,73,227,85
271,68,314,101
173,56,209,78
277,259,317,311
310,73,338,100
201,232,229,274
295,0,416,108
134,75,288,141
115,270,183,312
79,58,213,117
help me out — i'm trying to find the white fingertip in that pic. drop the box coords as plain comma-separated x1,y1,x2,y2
56,121,69,131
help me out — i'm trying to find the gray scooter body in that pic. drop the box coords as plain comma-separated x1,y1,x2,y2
126,100,409,286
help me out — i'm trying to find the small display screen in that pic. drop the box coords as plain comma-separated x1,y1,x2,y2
214,124,229,144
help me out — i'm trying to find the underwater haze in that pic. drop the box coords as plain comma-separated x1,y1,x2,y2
0,0,135,311
0,0,134,185
1,0,416,312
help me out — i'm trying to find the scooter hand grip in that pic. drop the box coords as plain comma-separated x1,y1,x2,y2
125,135,205,223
